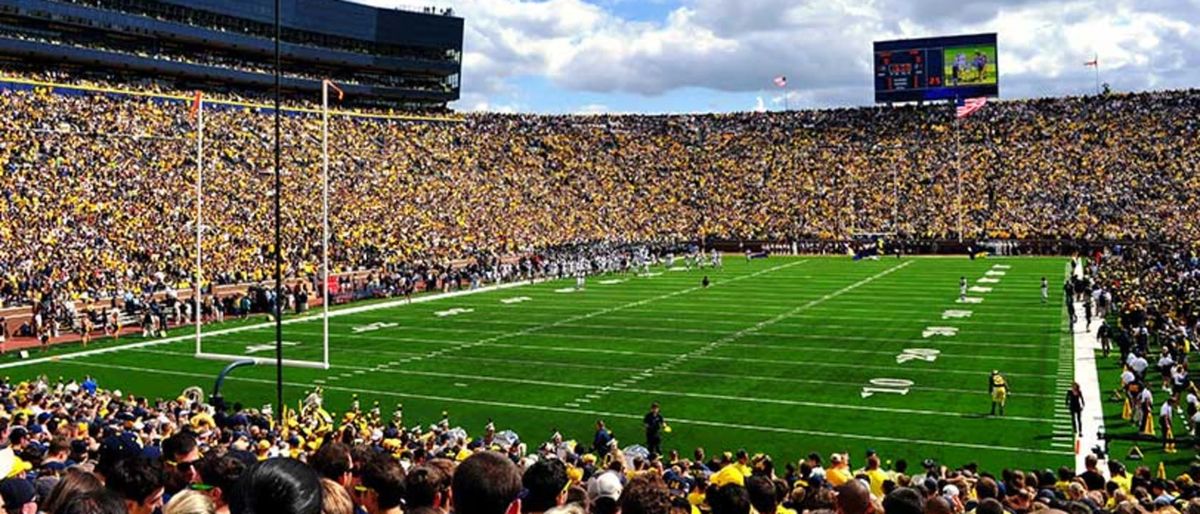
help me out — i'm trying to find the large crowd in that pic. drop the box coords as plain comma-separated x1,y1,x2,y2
1084,246,1200,450
0,75,1197,311
0,372,1196,514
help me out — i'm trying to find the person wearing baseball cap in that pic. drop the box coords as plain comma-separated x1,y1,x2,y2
0,477,37,514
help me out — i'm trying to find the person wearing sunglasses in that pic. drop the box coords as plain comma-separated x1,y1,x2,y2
163,431,203,499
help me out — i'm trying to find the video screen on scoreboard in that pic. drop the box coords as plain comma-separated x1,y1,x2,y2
874,33,998,103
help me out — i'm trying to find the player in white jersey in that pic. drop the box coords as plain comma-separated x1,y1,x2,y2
1041,277,1049,304
710,249,722,269
960,277,968,302
575,270,586,290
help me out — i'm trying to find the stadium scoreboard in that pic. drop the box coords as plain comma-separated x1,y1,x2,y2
874,33,998,104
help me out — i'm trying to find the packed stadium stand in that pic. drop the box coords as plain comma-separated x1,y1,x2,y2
0,73,1195,310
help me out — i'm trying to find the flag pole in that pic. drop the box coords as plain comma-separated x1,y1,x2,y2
194,94,203,355
955,97,963,243
1094,53,1100,95
321,80,330,369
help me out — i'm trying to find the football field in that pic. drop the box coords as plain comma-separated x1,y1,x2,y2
6,256,1075,470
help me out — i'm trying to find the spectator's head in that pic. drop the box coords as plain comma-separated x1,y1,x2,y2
320,479,354,514
0,478,38,514
310,443,354,488
745,476,778,514
708,484,751,514
356,452,406,514
163,433,202,492
588,471,623,505
405,464,451,511
42,468,104,514
882,488,923,514
197,453,248,509
165,490,217,514
976,477,998,500
977,498,1005,514
228,458,322,514
105,458,166,514
523,459,569,514
618,473,670,514
453,452,522,514
924,496,953,514
57,489,127,514
95,434,141,479
835,479,872,514
592,497,619,514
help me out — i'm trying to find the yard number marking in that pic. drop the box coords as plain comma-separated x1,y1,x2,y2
861,378,913,398
352,322,398,333
896,348,941,364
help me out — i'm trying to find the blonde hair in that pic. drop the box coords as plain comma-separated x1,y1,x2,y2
321,478,354,514
165,491,217,514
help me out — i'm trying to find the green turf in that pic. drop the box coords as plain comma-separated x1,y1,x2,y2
1095,344,1192,476
6,256,1073,471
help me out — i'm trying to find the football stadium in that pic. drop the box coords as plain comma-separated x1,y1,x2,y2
0,1,1197,514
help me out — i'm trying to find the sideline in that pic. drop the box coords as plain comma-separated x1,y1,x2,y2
0,278,547,370
1073,302,1107,474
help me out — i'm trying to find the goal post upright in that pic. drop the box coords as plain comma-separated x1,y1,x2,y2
321,79,337,370
187,88,330,371
194,93,204,356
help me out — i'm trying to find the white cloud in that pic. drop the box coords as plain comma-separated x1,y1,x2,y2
357,0,1200,111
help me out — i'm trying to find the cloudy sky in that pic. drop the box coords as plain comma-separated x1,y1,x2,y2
352,0,1199,114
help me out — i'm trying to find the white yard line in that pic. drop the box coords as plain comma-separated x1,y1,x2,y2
11,260,805,373
287,324,1054,351
0,277,552,370
564,261,915,407
135,346,1056,399
210,330,1057,379
46,358,1072,456
273,329,1055,362
398,316,1050,338
126,346,1055,424
360,260,809,369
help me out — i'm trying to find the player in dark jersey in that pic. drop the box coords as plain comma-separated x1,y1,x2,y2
644,402,666,457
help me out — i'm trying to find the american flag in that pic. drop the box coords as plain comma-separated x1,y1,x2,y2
773,76,787,88
956,97,987,118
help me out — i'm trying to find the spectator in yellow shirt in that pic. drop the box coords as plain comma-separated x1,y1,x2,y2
863,454,889,498
731,450,753,477
826,454,853,488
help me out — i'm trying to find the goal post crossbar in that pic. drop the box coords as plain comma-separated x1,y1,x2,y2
195,352,330,370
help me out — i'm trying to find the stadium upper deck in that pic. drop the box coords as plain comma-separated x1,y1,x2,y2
0,0,463,109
